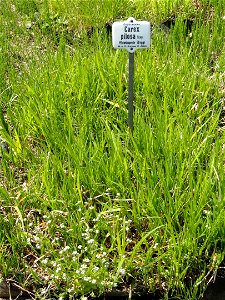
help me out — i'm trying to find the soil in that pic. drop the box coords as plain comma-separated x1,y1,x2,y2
1,279,225,300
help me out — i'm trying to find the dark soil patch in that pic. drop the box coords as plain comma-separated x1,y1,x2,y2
90,287,162,300
160,18,194,35
201,259,225,300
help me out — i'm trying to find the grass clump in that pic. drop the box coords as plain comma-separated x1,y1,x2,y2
0,0,225,299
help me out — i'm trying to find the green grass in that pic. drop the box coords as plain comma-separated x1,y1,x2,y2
1,0,225,299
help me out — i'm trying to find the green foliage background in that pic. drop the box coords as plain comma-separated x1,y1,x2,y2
0,0,225,299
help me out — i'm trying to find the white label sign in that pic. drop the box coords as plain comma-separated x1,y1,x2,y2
112,17,150,53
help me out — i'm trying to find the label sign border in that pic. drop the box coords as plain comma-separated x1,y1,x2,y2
112,17,151,53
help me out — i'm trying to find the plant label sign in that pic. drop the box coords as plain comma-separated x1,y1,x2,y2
112,17,150,132
112,17,150,53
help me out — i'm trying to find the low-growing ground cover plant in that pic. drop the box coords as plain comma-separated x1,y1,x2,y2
0,0,225,299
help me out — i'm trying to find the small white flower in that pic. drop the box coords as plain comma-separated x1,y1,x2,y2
119,268,126,275
89,206,94,210
84,276,91,281
87,239,94,244
83,258,90,263
153,243,159,249
42,258,48,264
81,264,87,269
78,245,82,249
92,279,96,284
93,266,99,271
125,219,132,224
56,266,61,273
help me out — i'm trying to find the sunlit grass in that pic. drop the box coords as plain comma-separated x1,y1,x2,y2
0,0,225,299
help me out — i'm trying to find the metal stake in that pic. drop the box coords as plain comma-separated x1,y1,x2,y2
128,51,134,132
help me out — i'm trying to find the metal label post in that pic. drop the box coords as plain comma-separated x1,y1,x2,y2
128,52,134,132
